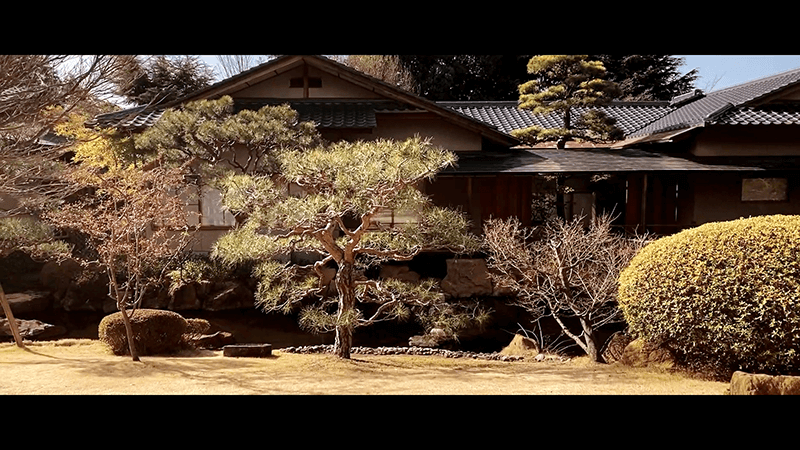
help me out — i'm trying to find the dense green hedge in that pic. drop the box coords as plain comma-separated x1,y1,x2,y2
618,215,800,376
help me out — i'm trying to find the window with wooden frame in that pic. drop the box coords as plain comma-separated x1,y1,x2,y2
369,207,421,229
741,177,788,202
182,184,237,228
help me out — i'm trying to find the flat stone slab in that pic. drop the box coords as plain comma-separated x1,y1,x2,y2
223,343,273,358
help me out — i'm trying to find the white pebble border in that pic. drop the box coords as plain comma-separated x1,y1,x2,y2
278,344,529,362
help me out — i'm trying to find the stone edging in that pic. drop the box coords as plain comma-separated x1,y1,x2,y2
279,344,529,361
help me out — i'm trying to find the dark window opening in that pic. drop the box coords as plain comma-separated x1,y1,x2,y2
290,77,322,88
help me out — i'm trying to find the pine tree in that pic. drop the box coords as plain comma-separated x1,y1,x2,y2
513,55,623,149
212,136,484,359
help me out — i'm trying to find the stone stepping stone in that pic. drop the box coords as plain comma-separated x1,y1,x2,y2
223,343,272,358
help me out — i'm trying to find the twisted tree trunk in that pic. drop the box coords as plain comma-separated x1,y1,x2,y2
334,263,356,359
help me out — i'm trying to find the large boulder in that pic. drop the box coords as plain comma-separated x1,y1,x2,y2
408,328,450,348
168,283,202,311
39,258,82,300
729,371,800,395
203,282,254,311
441,258,493,298
0,291,51,316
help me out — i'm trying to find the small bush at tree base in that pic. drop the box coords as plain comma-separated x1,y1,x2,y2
618,215,800,378
99,309,189,356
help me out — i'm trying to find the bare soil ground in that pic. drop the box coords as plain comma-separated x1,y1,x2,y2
0,339,729,395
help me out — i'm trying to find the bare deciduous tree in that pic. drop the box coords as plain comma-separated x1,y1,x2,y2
338,56,417,93
214,55,271,79
45,162,194,361
1,55,137,346
484,214,648,362
1,55,134,215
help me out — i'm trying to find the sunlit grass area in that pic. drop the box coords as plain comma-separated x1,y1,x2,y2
0,340,728,395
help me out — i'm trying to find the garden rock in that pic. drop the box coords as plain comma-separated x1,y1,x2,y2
729,371,800,395
169,283,201,311
203,282,253,311
408,328,449,348
441,258,493,298
601,331,634,364
223,343,272,357
500,333,540,357
380,264,421,283
40,258,82,299
0,291,51,316
619,338,676,369
191,331,235,349
0,318,65,340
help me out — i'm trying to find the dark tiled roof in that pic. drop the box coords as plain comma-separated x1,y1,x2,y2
443,67,800,140
439,101,675,136
447,149,763,174
88,106,165,131
235,99,421,129
713,104,800,125
630,67,800,136
89,100,422,132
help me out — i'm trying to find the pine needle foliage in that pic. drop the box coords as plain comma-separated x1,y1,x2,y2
134,95,322,177
513,55,623,148
212,135,482,358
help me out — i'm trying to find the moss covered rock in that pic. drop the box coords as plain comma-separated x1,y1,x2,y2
618,215,800,377
99,309,189,356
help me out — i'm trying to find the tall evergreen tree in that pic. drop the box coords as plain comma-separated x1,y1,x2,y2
114,56,215,106
394,55,532,100
588,55,698,101
392,55,696,102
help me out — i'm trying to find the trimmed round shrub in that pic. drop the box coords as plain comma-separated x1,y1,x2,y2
618,215,800,377
185,318,211,336
99,309,189,356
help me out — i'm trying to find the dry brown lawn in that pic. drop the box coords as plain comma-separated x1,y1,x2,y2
0,339,729,395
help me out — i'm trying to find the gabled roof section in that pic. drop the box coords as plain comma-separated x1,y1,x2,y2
440,101,675,137
629,66,800,137
90,55,519,147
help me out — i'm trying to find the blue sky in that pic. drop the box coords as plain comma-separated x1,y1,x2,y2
201,55,800,94
679,55,800,92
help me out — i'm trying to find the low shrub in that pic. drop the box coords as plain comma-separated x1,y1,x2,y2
618,215,800,377
99,309,189,356
185,318,211,336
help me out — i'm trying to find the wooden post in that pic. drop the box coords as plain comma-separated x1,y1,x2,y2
0,281,25,348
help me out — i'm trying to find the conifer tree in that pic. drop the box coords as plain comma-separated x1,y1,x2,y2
212,136,484,359
513,55,623,148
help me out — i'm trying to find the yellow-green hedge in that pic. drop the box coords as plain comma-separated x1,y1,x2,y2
618,215,800,376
